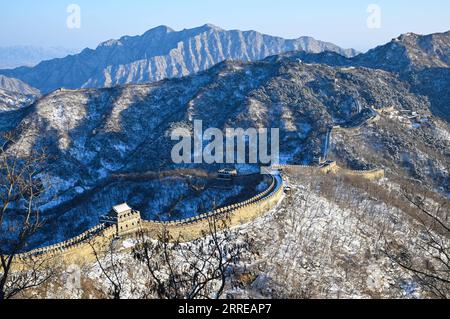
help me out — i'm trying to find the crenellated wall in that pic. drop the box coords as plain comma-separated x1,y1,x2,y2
273,162,384,180
14,224,118,270
13,174,284,270
141,174,283,241
12,159,383,271
17,224,107,260
338,167,385,180
273,162,339,174
10,108,388,271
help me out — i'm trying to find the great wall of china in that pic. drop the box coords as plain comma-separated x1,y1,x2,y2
274,108,384,181
272,163,385,181
12,109,385,270
14,173,284,269
15,164,383,269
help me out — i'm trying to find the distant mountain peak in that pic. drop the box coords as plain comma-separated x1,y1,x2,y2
355,30,450,72
144,25,175,34
0,24,358,93
98,39,123,47
201,23,222,30
0,74,40,96
98,25,176,48
179,23,225,35
397,32,418,39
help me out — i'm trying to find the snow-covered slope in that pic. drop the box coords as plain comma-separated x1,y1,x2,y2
354,31,450,72
353,31,450,121
23,169,450,299
0,76,40,126
0,75,40,96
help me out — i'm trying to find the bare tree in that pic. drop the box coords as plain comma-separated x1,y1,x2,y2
0,133,53,299
133,214,255,299
89,238,127,299
384,187,450,299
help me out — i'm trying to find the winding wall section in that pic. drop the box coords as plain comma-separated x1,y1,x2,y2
14,174,284,269
13,111,383,269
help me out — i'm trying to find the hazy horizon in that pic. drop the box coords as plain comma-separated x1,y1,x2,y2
1,0,449,53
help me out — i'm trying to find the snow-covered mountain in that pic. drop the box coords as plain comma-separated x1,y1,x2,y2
0,30,448,250
354,31,450,121
354,31,450,72
276,31,450,120
0,75,39,115
0,24,357,93
2,29,448,300
3,34,449,247
0,45,78,69
0,75,40,96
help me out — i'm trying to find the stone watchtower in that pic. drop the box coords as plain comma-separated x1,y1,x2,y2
101,203,142,236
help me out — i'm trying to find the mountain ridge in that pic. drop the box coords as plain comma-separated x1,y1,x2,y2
353,30,450,72
0,24,358,93
1,39,449,248
0,75,40,96
264,30,450,120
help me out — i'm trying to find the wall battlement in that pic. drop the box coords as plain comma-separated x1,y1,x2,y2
273,111,385,182
14,174,284,269
13,159,383,270
273,162,384,180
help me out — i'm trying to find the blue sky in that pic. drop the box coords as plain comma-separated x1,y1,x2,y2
1,0,449,52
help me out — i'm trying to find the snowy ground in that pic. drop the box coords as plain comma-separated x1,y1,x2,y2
22,171,449,299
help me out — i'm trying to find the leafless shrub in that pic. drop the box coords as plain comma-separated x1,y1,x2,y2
89,238,128,299
383,186,450,299
133,215,255,299
0,133,54,299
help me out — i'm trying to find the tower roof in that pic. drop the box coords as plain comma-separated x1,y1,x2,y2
112,203,132,214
